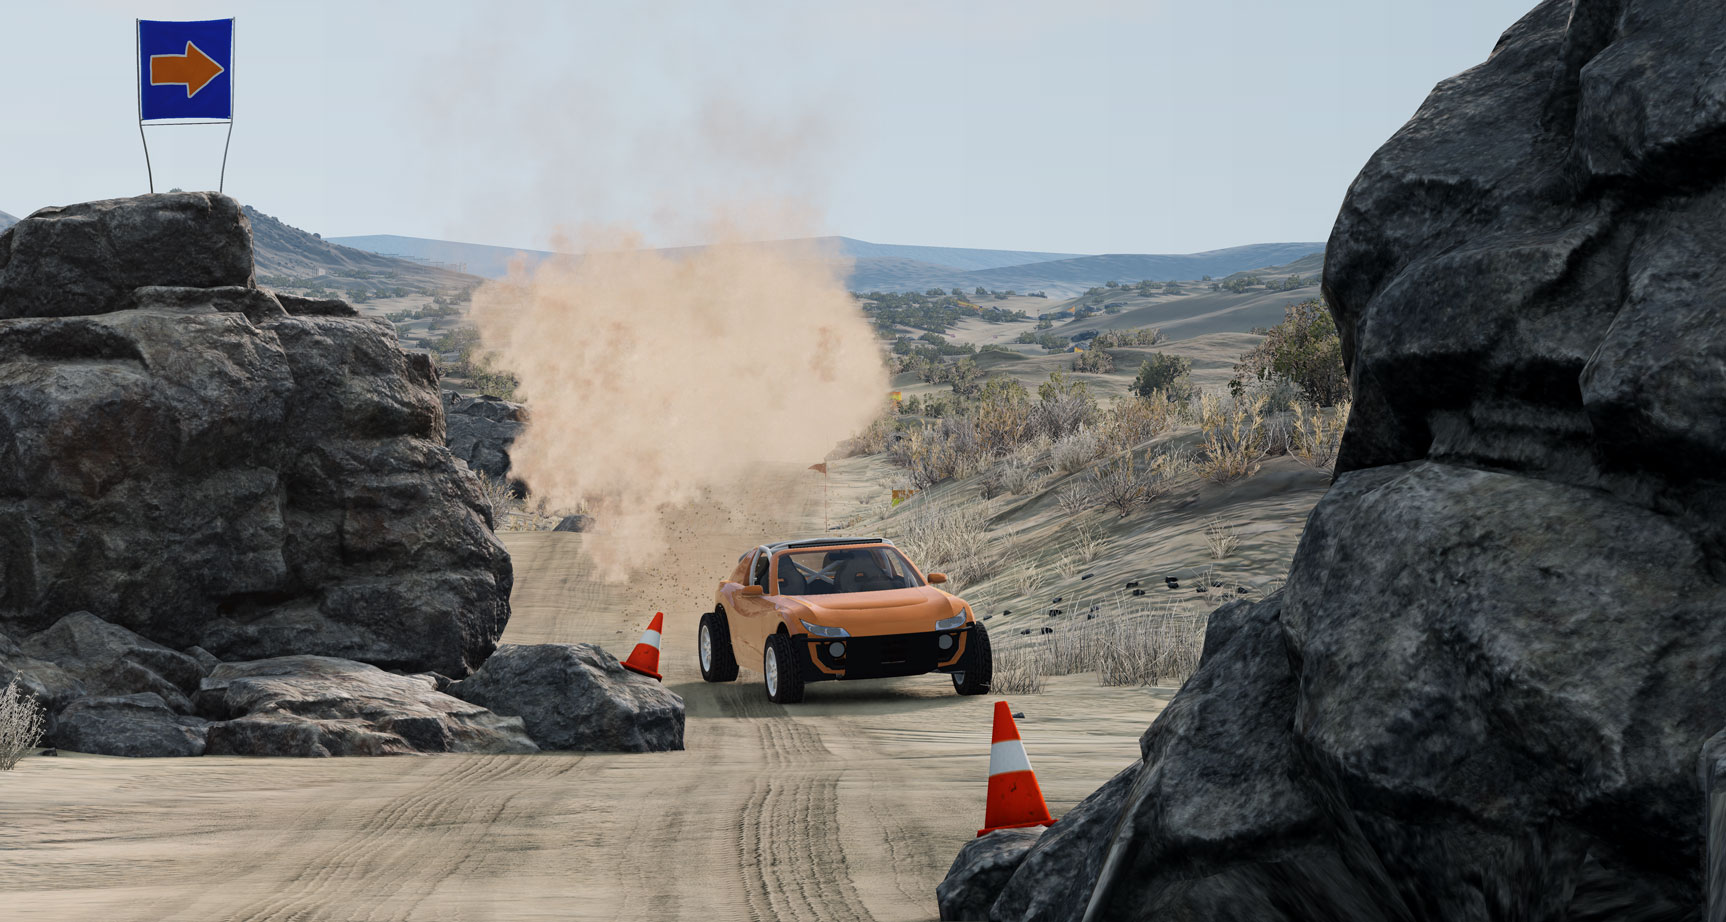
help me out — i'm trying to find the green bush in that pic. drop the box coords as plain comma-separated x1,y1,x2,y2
1131,353,1192,398
1072,348,1115,373
1231,297,1349,406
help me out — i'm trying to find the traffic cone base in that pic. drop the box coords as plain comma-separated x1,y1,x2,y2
622,612,665,681
978,700,1055,836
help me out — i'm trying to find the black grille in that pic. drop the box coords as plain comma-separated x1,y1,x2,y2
879,637,913,663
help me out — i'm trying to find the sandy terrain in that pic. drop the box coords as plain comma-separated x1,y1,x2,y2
0,464,1174,922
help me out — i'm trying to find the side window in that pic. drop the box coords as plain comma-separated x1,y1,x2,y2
752,552,772,589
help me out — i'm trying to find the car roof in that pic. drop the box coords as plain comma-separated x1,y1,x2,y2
763,537,893,552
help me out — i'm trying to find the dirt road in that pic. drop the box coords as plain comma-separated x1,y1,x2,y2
1,463,1168,921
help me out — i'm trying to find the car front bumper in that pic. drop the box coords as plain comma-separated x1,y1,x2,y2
793,626,971,681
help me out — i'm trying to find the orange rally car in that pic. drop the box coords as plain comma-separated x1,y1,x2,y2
697,537,992,703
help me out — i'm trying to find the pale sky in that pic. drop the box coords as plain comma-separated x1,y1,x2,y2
2,0,1536,254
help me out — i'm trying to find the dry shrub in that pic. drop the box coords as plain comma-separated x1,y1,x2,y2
1091,448,1188,517
1000,455,1036,495
475,471,523,520
899,417,987,488
1051,429,1102,474
1288,399,1352,470
842,415,895,457
979,467,1005,500
1196,391,1273,483
892,500,995,587
0,678,45,770
1032,373,1098,440
1205,520,1241,559
1027,604,1209,687
1056,484,1094,517
991,648,1046,695
974,377,1036,455
1090,452,1147,517
1099,394,1182,453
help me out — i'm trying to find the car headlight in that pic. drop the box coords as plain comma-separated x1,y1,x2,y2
935,610,968,631
800,620,849,638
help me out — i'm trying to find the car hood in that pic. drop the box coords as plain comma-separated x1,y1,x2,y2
787,586,963,636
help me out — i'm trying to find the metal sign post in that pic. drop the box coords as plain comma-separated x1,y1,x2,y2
137,18,236,193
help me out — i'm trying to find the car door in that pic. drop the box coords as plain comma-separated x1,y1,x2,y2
728,548,781,662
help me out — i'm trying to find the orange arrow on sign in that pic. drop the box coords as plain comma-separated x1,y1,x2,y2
150,41,224,97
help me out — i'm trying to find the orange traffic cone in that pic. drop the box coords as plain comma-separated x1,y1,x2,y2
978,700,1055,836
621,612,665,681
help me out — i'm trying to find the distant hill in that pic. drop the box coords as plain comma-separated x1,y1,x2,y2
331,232,1322,297
0,210,17,232
245,208,481,293
329,233,1083,282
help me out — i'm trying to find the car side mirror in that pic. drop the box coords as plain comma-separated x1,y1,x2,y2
926,572,948,584
740,584,766,596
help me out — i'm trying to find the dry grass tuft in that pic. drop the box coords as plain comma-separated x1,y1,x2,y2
1072,524,1108,563
1023,604,1209,687
1014,560,1048,598
1288,399,1352,470
1056,484,1094,517
990,648,1046,695
1205,520,1241,559
1000,454,1037,496
0,678,45,770
891,500,996,588
1196,391,1273,483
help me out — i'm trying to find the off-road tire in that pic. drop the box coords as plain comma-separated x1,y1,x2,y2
952,622,993,695
699,610,739,682
764,633,805,704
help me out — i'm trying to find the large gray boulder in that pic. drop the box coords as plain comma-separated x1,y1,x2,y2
938,828,1045,921
21,611,206,714
196,655,537,757
54,693,209,758
0,193,253,319
444,392,527,480
0,194,512,676
448,643,684,752
984,2,1726,919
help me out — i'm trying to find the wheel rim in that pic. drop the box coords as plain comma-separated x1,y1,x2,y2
699,624,713,672
952,670,965,687
765,645,779,697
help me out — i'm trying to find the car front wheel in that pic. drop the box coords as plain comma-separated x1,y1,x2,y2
764,633,805,704
952,623,992,695
699,610,738,682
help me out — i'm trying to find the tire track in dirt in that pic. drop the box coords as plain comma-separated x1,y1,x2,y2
729,709,873,922
213,754,570,922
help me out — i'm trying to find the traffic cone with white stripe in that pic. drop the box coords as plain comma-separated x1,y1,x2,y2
622,612,665,681
978,699,1055,836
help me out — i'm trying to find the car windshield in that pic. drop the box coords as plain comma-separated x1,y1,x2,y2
776,547,924,595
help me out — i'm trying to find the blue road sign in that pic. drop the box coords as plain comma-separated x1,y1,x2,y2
139,19,233,122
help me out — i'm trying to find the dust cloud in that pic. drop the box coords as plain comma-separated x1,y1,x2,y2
469,224,887,574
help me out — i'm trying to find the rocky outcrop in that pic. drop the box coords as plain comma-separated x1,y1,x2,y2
0,193,511,677
979,2,1726,920
448,643,685,752
21,611,206,714
196,655,537,757
444,393,527,481
55,694,209,758
938,828,1045,921
0,193,253,319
